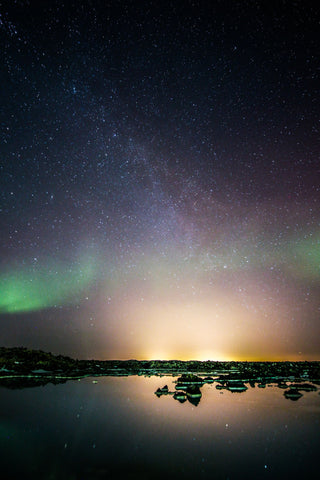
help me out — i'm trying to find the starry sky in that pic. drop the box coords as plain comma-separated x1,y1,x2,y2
1,0,319,361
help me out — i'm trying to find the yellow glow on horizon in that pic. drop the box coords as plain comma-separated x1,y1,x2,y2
141,352,232,362
116,353,312,362
99,275,310,361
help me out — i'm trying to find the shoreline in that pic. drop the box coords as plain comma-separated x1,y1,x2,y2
0,347,320,386
0,347,320,390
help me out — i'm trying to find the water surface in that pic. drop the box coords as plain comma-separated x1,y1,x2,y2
0,376,319,479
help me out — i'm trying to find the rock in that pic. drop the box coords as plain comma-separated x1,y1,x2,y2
187,395,201,406
175,383,189,390
284,389,303,401
186,384,202,398
203,376,214,383
154,385,169,396
277,382,288,389
216,384,227,390
226,381,248,392
173,391,187,403
288,383,317,392
177,374,204,384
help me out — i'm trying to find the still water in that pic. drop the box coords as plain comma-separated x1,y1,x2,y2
0,375,319,479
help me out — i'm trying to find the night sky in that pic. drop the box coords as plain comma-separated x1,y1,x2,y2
1,0,319,361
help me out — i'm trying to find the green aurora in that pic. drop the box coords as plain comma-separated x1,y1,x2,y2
0,255,98,313
0,233,318,314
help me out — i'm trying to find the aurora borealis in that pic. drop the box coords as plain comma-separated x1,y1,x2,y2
1,1,319,360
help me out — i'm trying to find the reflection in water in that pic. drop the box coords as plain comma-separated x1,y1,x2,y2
0,375,319,479
154,373,319,405
155,374,206,406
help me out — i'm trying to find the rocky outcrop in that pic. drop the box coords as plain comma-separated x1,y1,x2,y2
284,389,303,401
176,373,204,384
186,384,202,398
155,385,170,397
226,381,248,392
288,383,317,392
203,376,214,383
173,391,187,403
277,382,288,389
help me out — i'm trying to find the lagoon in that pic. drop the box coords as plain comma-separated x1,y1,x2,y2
1,375,319,479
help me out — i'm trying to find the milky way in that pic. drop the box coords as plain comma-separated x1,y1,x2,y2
1,1,319,360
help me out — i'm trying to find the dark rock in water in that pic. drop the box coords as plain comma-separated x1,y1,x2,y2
174,390,187,399
226,381,248,392
187,395,201,406
284,389,303,401
175,383,189,390
216,384,227,390
177,374,204,384
249,381,256,388
277,382,288,389
175,397,187,404
173,391,187,403
186,384,202,398
288,383,317,392
203,376,214,383
154,385,169,396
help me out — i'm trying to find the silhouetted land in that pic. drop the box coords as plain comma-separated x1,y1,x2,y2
1,347,319,392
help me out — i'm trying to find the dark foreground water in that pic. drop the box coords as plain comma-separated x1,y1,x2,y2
0,375,319,479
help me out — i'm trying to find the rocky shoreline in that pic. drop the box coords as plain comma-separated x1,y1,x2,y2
1,347,320,398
